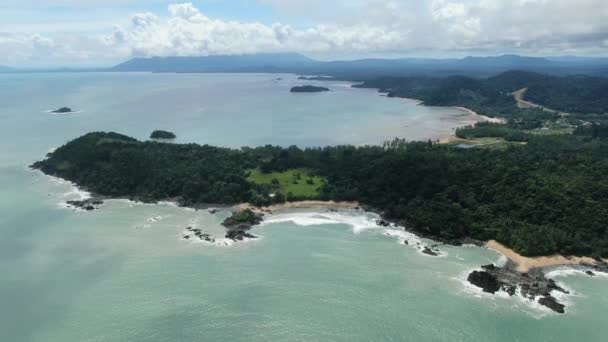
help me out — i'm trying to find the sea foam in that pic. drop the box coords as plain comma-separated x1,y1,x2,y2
260,211,381,234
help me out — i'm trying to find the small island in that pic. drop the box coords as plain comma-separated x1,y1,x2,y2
150,130,176,140
290,85,330,93
51,107,73,114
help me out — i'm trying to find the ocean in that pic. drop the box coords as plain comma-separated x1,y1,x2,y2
0,72,606,341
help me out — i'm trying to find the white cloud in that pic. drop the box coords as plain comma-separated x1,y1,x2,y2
1,1,607,66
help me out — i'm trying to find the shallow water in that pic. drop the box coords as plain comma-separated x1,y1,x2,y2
0,73,607,341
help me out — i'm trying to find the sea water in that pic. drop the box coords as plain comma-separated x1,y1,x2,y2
0,73,606,341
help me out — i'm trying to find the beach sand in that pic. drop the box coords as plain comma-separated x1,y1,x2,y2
454,106,506,124
486,240,598,273
237,201,360,214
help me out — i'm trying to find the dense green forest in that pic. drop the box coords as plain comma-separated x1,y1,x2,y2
33,126,608,258
355,70,608,119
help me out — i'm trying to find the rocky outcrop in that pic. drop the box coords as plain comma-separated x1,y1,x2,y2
222,209,263,230
422,246,439,256
221,209,263,242
225,229,258,241
467,270,501,293
467,263,569,314
51,107,73,113
538,296,565,314
185,227,215,243
66,198,103,211
290,85,330,93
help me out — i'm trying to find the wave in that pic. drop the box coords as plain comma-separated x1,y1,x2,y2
261,211,447,256
260,211,382,234
545,267,608,279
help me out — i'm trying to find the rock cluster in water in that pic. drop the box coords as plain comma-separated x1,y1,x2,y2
66,198,103,211
184,226,215,243
467,263,569,313
221,209,263,241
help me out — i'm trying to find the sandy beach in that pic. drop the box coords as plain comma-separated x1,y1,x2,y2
486,240,600,273
237,200,360,214
454,106,506,123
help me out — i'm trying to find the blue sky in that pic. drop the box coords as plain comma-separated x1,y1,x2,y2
1,1,607,67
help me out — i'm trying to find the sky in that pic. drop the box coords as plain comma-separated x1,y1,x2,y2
1,0,607,67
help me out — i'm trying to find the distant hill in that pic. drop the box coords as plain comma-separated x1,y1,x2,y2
111,53,317,72
111,53,608,77
355,70,608,116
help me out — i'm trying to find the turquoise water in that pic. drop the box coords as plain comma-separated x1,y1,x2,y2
1,73,607,341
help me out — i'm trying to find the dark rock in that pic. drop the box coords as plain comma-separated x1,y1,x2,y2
404,240,409,245
586,270,596,277
208,209,218,214
422,246,439,256
467,271,501,294
222,209,263,230
66,198,104,211
482,264,497,271
538,296,565,314
183,235,190,240
290,85,330,93
377,220,390,227
503,285,517,296
225,229,258,241
51,107,73,113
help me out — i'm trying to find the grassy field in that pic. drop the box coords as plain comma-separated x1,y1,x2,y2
247,169,325,198
447,137,525,151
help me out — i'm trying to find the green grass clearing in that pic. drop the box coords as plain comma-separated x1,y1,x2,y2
247,169,325,198
448,137,525,151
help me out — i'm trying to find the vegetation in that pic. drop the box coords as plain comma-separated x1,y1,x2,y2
247,169,325,200
150,130,176,139
32,128,608,258
31,70,608,258
52,107,73,113
355,70,608,119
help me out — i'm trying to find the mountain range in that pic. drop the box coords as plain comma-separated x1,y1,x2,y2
110,53,608,77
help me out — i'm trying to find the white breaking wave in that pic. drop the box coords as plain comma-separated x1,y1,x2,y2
261,211,447,256
496,255,509,268
545,267,608,279
260,211,382,234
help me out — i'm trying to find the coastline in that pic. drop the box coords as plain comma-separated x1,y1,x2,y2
237,200,360,214
486,240,603,273
453,106,506,124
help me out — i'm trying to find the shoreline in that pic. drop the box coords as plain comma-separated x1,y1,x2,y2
453,106,506,124
486,240,605,273
237,200,360,214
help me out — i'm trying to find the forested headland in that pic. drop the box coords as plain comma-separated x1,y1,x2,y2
32,127,608,259
354,70,608,122
31,70,608,259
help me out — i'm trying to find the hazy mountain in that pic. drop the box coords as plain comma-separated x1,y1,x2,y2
111,53,608,77
111,53,317,72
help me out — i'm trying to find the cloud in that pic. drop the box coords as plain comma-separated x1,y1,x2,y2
1,1,607,66
103,2,405,58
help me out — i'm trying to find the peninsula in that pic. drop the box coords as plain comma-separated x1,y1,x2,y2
31,70,608,313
